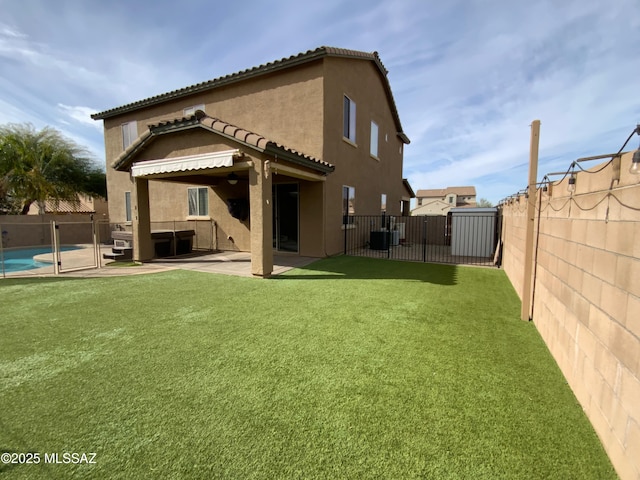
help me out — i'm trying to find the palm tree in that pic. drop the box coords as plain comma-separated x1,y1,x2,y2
0,123,106,214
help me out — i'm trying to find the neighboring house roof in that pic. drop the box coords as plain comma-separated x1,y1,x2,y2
27,196,99,214
113,110,335,175
415,186,477,198
91,46,410,144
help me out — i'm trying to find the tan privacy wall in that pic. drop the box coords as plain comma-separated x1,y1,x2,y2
501,151,640,480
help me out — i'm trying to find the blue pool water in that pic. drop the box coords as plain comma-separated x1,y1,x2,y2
1,246,79,273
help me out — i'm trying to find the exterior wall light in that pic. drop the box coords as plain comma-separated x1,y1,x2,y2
630,149,640,175
227,173,239,185
567,173,576,193
541,175,552,196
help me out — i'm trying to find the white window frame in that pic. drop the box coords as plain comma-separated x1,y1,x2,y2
122,122,138,150
370,121,379,158
343,95,356,144
183,104,205,116
124,191,132,223
187,187,209,218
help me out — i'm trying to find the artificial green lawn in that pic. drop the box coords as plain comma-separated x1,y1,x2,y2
0,256,617,479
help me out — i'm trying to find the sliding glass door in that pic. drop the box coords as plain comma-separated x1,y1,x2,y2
272,183,299,252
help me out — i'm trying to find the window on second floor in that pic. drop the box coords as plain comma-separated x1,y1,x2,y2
381,193,387,213
343,95,356,143
122,122,137,150
370,121,379,158
184,104,205,116
188,187,209,217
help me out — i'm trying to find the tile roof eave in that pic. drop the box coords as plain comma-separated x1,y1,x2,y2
91,46,409,144
403,178,416,198
113,113,334,175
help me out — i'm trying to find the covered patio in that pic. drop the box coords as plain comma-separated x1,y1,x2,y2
113,111,334,277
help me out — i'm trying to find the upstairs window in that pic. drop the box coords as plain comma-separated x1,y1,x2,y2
188,187,209,217
381,193,387,213
122,122,137,150
184,104,205,116
343,95,356,143
370,121,379,158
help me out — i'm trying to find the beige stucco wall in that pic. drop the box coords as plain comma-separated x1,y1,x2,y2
97,54,407,258
412,201,453,216
501,151,640,480
101,61,325,223
322,56,406,255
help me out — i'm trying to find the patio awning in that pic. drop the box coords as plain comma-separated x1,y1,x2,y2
131,149,239,178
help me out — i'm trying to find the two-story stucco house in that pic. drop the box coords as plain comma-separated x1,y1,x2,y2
92,46,413,277
412,186,477,216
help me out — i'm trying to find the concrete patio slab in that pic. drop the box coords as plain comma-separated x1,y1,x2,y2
1,248,319,279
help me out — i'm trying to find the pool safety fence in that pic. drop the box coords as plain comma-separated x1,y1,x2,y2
0,219,102,278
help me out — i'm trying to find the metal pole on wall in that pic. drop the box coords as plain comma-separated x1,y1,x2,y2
521,120,540,321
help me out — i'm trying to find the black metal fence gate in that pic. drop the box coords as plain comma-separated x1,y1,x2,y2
343,213,501,267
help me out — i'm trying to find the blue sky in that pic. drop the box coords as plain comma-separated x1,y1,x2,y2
1,0,639,205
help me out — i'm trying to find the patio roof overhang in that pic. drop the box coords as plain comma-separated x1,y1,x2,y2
113,111,335,181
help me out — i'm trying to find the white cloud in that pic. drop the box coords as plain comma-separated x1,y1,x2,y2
0,0,638,205
57,104,101,131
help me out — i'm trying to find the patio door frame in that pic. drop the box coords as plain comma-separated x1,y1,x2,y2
272,182,299,253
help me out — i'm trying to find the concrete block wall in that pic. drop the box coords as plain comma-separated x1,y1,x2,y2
501,151,640,480
500,195,528,299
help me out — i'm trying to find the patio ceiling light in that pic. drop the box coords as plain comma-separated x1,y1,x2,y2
227,172,239,185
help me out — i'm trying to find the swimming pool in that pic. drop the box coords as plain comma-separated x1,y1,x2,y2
1,246,80,273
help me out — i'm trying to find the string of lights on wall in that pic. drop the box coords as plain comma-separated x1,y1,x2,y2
498,124,640,208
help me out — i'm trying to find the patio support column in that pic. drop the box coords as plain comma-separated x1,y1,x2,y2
249,158,273,277
133,177,154,262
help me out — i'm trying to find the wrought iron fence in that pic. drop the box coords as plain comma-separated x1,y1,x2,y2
343,213,500,266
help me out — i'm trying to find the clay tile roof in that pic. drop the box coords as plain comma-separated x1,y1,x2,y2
91,46,408,144
112,111,334,175
41,198,95,214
